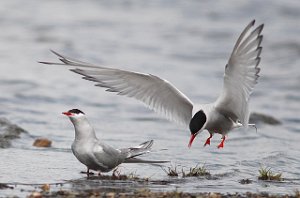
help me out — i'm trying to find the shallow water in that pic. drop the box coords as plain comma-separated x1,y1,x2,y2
0,0,300,196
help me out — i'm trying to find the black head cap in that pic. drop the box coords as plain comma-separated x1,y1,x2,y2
68,109,85,115
189,110,206,134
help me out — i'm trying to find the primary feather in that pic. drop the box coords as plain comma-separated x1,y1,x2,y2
41,51,193,126
41,20,263,149
215,20,263,128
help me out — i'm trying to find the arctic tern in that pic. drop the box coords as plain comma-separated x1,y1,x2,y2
42,20,263,149
63,109,167,175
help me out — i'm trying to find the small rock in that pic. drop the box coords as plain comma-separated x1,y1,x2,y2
106,192,116,198
33,138,52,147
28,192,42,198
0,118,28,148
0,183,14,189
209,192,221,198
118,193,128,198
239,178,252,184
40,184,50,191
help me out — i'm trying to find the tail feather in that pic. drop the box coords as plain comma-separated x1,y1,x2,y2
124,157,169,164
121,140,154,159
120,140,168,164
132,140,154,150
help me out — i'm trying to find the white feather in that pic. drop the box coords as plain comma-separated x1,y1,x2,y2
215,20,263,127
42,50,194,126
41,20,263,143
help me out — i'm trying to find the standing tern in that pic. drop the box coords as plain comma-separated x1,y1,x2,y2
42,20,263,149
63,109,168,175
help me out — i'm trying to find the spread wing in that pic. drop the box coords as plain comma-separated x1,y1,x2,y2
215,20,264,127
40,51,193,126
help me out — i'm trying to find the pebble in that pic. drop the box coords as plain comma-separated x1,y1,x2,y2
33,138,52,147
28,192,42,198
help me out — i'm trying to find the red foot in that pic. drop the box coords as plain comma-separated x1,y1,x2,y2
204,134,213,146
217,136,226,149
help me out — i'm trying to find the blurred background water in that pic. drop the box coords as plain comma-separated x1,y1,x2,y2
0,0,300,196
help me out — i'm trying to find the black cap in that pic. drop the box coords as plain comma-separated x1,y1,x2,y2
189,110,206,134
68,109,85,115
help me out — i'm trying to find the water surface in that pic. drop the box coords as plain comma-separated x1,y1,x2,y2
0,0,299,196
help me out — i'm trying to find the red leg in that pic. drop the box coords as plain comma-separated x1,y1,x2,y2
217,136,226,149
204,133,213,146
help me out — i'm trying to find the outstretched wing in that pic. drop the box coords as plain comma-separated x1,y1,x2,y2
40,51,193,126
215,20,264,127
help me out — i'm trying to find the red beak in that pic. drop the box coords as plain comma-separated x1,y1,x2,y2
188,134,196,148
62,112,72,116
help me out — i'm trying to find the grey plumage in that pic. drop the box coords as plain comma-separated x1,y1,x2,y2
43,20,263,148
63,109,168,173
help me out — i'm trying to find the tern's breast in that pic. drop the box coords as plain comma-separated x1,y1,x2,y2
205,109,234,134
71,140,101,170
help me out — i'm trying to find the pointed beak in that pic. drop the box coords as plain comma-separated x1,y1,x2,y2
62,112,72,116
188,134,197,148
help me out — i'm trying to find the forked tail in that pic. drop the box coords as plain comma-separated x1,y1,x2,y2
121,140,169,163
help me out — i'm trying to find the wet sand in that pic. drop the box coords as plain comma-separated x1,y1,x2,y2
28,189,300,198
2,172,299,198
2,179,299,198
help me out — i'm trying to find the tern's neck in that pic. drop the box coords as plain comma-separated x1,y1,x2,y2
70,117,97,141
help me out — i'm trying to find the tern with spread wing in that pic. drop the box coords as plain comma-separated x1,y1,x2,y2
63,109,167,175
42,20,263,149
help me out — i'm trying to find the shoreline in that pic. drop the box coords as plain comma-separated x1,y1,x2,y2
26,188,300,198
1,179,299,198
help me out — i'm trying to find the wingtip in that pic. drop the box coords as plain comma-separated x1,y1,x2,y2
256,46,263,57
38,61,52,65
258,35,263,46
257,24,264,34
146,140,154,149
50,49,66,59
255,57,261,67
259,23,264,29
70,68,86,75
249,20,265,32
38,50,65,65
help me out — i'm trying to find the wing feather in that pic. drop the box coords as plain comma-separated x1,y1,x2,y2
41,51,193,126
215,20,264,127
